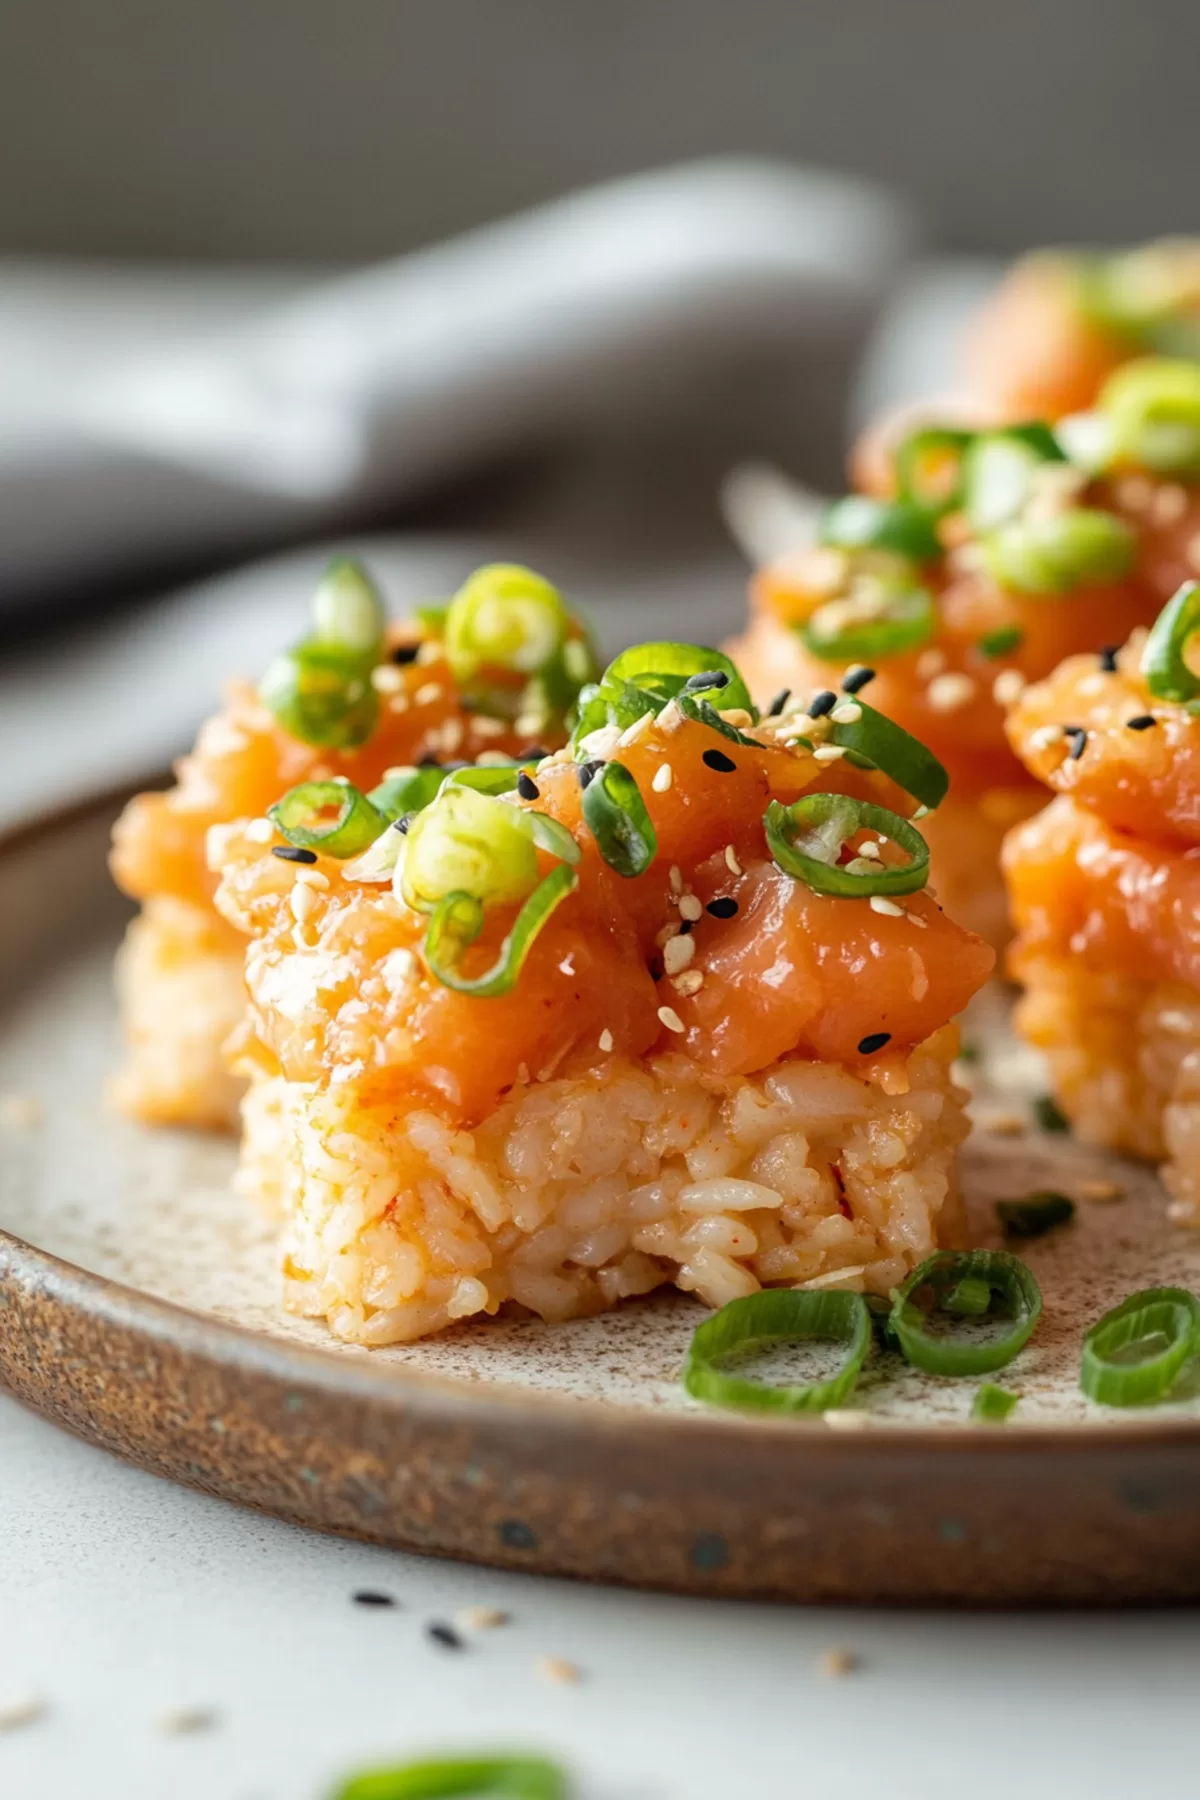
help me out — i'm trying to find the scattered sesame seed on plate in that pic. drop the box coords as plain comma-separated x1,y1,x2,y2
1076,1178,1123,1202
426,1621,465,1651
455,1606,511,1632
657,1005,686,1034
818,1649,860,1678
158,1707,218,1736
537,1656,582,1685
353,1588,397,1607
977,1110,1027,1137
597,1028,614,1053
823,1410,869,1431
652,763,673,793
0,1694,45,1733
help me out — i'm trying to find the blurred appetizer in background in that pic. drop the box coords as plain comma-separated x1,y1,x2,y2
212,634,991,1345
1003,581,1200,1225
730,355,1200,948
109,560,596,1133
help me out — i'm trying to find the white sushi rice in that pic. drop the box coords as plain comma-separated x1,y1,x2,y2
242,1028,968,1345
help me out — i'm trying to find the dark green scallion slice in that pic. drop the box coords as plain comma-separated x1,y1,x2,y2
996,1191,1076,1238
580,761,657,878
972,1384,1020,1423
1141,579,1200,704
1080,1286,1200,1407
268,780,386,858
888,1250,1042,1377
799,582,936,664
601,642,755,719
978,626,1025,659
260,642,379,750
818,494,942,561
368,766,449,821
423,863,578,998
333,1753,568,1799
765,794,930,898
1033,1094,1071,1134
675,692,759,745
944,1275,994,1316
682,1288,872,1414
825,698,949,812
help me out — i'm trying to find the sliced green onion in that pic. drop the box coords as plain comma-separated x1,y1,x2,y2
260,643,379,749
818,494,942,561
765,794,929,898
894,425,973,517
1033,1094,1070,1134
423,863,578,998
799,581,935,664
1100,357,1200,474
333,1753,568,1799
964,428,1064,533
602,643,755,718
675,692,758,745
826,698,950,811
944,1276,994,1317
1142,579,1200,703
996,1191,1075,1238
312,557,387,656
1080,1286,1200,1407
888,1250,1042,1377
682,1288,872,1414
268,780,386,858
444,564,568,680
369,766,449,821
401,785,542,913
580,760,657,878
978,626,1024,659
972,1384,1020,1423
979,508,1136,596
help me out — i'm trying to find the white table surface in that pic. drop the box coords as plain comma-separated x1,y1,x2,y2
4,540,1199,1800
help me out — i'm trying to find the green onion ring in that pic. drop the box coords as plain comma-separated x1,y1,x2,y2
964,428,1065,533
765,794,930,898
580,760,657,878
799,583,936,664
602,642,755,717
311,557,387,657
888,1250,1042,1377
1099,357,1200,475
825,698,949,811
894,425,973,516
971,1384,1020,1423
682,1288,872,1414
1080,1286,1200,1407
979,508,1136,596
1142,579,1200,703
369,766,450,820
818,494,942,561
268,780,387,858
996,1192,1076,1238
259,642,379,750
423,863,578,997
333,1753,568,1799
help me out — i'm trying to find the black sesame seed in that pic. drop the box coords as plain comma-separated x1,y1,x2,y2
842,666,876,695
577,759,604,789
677,919,693,936
1098,645,1119,673
523,745,549,761
702,747,737,773
766,688,791,717
391,643,420,665
1064,725,1088,761
417,753,441,768
353,1589,397,1608
857,1031,892,1056
682,670,730,693
272,845,318,864
706,897,739,919
517,771,540,801
394,813,414,835
1126,714,1157,731
426,1621,464,1651
809,690,837,718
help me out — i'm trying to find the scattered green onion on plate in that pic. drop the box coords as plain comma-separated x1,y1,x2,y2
888,1250,1043,1377
682,1288,872,1414
1080,1286,1200,1407
971,1384,1020,1423
996,1192,1076,1239
332,1753,569,1799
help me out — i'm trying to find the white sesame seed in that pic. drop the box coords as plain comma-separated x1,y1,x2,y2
1076,1177,1122,1202
657,1005,686,1034
869,895,905,918
617,709,655,748
678,894,703,922
1029,724,1063,752
0,1693,45,1733
652,763,674,793
978,1110,1026,1137
471,714,507,739
672,969,705,997
245,817,274,844
831,701,862,724
907,910,928,928
598,1028,614,1053
371,664,405,694
800,1264,868,1290
289,883,318,925
927,672,977,714
537,1656,582,1685
295,868,330,890
158,1707,218,1736
823,1410,869,1431
655,921,682,947
915,647,947,680
657,699,685,734
416,639,442,665
669,864,683,895
724,844,743,876
381,948,417,995
856,839,882,860
387,693,411,714
993,669,1026,707
455,1606,511,1632
414,682,444,707
818,1648,860,1677
813,744,847,764
663,934,696,976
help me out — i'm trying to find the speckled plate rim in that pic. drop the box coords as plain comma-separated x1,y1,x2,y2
4,785,1200,1606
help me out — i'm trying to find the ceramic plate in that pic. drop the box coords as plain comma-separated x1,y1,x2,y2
2,789,1200,1606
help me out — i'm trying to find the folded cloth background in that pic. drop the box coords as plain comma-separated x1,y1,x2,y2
0,157,932,826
